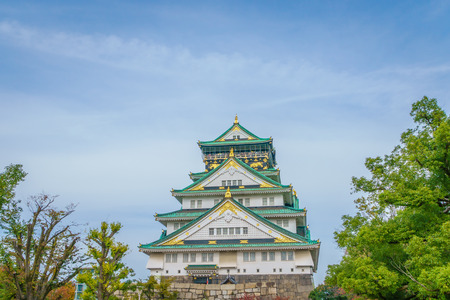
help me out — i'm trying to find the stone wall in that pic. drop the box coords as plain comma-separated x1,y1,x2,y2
166,274,314,299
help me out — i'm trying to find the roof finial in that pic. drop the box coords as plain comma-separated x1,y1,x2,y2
234,114,239,124
229,147,234,157
225,187,232,198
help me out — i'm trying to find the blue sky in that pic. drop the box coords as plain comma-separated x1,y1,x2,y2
1,1,449,284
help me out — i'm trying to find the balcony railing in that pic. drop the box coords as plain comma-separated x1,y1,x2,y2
203,151,269,161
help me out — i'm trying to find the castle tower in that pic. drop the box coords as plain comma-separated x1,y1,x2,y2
139,118,320,297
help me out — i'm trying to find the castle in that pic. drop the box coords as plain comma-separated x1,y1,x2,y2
139,117,319,297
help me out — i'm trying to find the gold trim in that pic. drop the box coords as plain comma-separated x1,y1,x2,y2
234,114,238,124
224,187,232,198
208,241,217,245
191,184,204,191
163,238,184,246
229,147,234,157
275,235,297,243
260,182,274,188
218,201,241,216
240,240,248,244
224,160,240,170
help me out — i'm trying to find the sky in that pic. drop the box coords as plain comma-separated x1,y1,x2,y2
1,0,450,285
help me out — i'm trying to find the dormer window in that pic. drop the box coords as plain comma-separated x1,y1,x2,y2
233,135,240,140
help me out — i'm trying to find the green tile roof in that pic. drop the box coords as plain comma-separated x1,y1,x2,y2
185,264,218,270
156,206,305,219
174,156,289,193
199,139,272,146
141,241,319,250
199,122,264,144
141,198,315,250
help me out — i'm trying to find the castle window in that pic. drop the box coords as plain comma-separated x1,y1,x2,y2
190,253,196,262
238,180,242,186
269,251,275,261
190,200,196,208
202,253,214,262
227,180,232,186
262,197,268,206
243,227,248,234
222,180,226,186
183,253,189,262
281,251,294,261
277,220,289,228
166,253,177,263
197,200,202,208
262,251,275,261
269,197,274,205
223,228,228,235
238,198,243,204
235,227,241,234
229,227,234,235
243,252,255,262
216,228,222,235
209,228,214,235
244,198,250,206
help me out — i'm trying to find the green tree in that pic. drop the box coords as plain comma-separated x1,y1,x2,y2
309,284,349,300
137,275,178,300
326,97,450,299
77,221,134,300
0,194,85,300
0,164,26,214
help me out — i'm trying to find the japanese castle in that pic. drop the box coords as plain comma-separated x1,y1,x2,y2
140,117,320,285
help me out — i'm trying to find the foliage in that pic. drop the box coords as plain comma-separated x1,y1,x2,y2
137,275,158,299
0,193,85,300
137,275,177,300
326,97,450,299
309,284,348,299
0,265,16,300
0,164,26,215
46,282,75,300
77,221,134,300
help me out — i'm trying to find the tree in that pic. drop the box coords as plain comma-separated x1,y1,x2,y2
77,221,134,300
0,164,26,215
326,97,450,299
0,194,85,300
308,284,349,300
137,275,178,300
46,282,76,300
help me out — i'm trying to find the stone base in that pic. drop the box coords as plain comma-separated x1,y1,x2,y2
166,274,314,299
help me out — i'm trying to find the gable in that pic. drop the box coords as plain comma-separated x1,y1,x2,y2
187,158,280,191
156,199,303,247
185,210,272,241
218,125,254,141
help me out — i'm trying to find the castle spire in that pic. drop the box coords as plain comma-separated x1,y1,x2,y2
234,114,239,124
